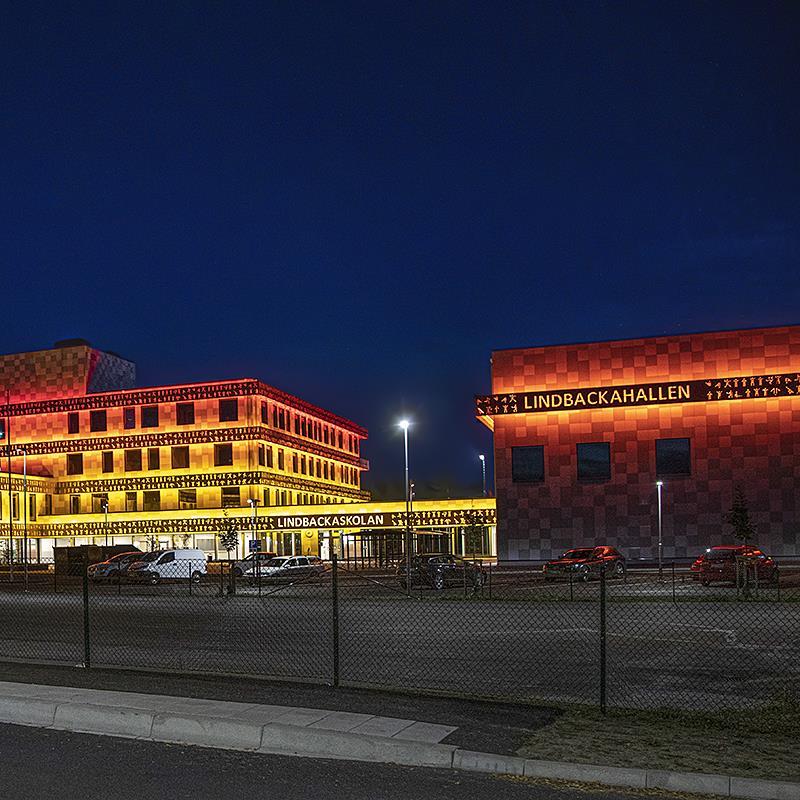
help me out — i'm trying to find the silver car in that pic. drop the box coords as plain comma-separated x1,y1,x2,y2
245,555,326,583
232,551,278,577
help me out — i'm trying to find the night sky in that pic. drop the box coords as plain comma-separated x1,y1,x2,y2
2,2,798,500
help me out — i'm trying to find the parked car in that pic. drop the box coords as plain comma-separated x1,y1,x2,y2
692,545,778,586
128,549,207,584
395,553,485,591
232,551,278,577
87,551,142,583
542,546,626,582
246,555,326,583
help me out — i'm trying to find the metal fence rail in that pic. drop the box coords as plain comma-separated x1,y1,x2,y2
0,556,797,711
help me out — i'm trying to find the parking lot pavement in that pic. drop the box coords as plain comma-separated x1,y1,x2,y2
0,722,696,800
0,576,797,710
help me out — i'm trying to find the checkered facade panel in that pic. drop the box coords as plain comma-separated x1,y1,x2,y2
491,327,800,560
0,345,134,403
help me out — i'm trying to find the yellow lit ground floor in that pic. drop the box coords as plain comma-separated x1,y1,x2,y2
0,498,497,565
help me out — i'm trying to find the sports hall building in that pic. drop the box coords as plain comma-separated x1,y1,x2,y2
476,325,800,561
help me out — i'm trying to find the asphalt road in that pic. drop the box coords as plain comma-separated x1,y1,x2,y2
0,722,694,800
0,576,797,710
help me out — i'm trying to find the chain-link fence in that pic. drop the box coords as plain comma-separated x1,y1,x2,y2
0,553,797,711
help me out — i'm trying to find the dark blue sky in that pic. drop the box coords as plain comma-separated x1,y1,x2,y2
2,2,798,499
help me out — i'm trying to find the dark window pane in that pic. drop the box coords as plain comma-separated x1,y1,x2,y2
66,453,83,475
221,486,240,508
70,495,80,514
577,442,611,481
125,492,138,512
214,443,233,467
143,491,160,511
171,446,190,469
90,410,107,432
176,402,195,425
656,438,691,476
123,407,136,429
219,399,238,422
511,446,544,482
260,401,268,424
68,413,80,434
141,405,159,428
124,449,143,471
147,448,160,470
178,488,197,509
102,451,114,473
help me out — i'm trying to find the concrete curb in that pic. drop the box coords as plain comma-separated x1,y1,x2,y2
0,693,795,800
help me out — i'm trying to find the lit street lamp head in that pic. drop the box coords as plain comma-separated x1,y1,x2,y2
479,454,485,461
656,480,664,487
398,419,410,431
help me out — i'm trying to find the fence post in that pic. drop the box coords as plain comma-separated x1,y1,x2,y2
331,553,340,688
569,570,574,602
188,559,193,596
671,562,676,604
488,562,493,600
82,552,91,669
599,568,606,713
218,561,224,597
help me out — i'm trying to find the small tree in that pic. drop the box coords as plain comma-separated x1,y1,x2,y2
462,513,485,556
176,533,191,549
144,534,159,552
724,487,756,544
218,526,239,560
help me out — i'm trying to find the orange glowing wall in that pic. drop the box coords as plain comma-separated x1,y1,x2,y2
489,326,800,560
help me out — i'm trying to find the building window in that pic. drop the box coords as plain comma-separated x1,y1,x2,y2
124,449,143,471
511,446,544,483
176,402,195,425
141,405,159,428
44,494,53,516
278,409,285,429
67,412,80,434
221,486,240,508
263,488,270,506
11,493,19,519
69,495,80,514
294,416,301,434
178,488,197,509
66,453,84,475
258,444,265,467
214,443,233,467
29,494,37,521
266,447,274,468
147,448,160,470
272,407,278,427
90,410,107,432
125,491,138,512
171,446,190,469
219,399,238,422
102,451,114,473
92,493,109,514
261,401,268,424
577,442,611,481
123,407,136,429
292,453,299,473
277,449,285,470
656,438,691,477
143,491,160,512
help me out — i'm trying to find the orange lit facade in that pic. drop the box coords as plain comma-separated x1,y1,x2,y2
477,326,800,561
0,341,368,561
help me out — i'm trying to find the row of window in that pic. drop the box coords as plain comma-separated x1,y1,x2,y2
64,487,346,515
63,443,360,485
511,438,692,483
0,492,43,520
66,399,360,454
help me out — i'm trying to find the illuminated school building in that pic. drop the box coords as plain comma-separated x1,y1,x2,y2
0,340,497,563
476,325,800,561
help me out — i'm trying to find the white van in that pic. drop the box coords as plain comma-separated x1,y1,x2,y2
128,549,207,584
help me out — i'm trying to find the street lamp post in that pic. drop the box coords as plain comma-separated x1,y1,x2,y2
102,500,109,547
656,480,664,580
399,420,411,595
15,448,27,590
479,454,486,497
248,497,259,545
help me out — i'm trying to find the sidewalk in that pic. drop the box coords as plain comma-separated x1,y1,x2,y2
0,663,796,800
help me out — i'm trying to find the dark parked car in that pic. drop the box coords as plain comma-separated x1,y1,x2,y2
692,545,778,586
232,551,278,577
543,546,626,582
86,551,142,583
396,553,485,591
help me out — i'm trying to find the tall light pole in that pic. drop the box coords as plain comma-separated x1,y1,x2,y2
399,419,411,595
656,480,664,580
15,447,27,590
248,497,259,547
102,500,109,547
479,454,486,497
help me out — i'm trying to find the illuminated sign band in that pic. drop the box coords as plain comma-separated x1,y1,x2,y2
265,508,497,531
476,371,799,417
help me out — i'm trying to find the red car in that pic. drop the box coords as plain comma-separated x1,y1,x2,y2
543,546,626,582
692,545,778,586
